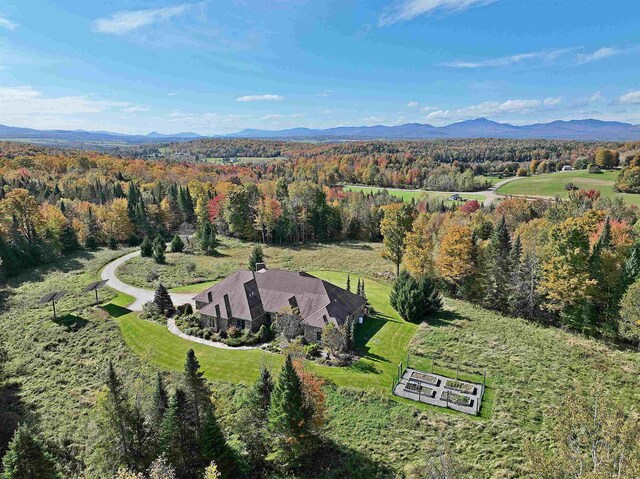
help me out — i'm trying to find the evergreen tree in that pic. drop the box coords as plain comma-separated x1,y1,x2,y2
140,237,153,257
240,365,274,469
183,349,209,432
154,284,174,316
418,276,442,314
153,238,166,265
199,410,232,477
346,274,351,292
390,271,410,311
199,221,218,255
622,242,640,287
360,279,366,299
152,373,169,425
268,355,310,470
159,389,196,477
59,221,79,254
1,425,59,479
248,244,264,271
170,235,185,253
356,278,362,296
483,216,512,312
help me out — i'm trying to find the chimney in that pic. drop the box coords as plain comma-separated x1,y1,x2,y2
255,262,266,271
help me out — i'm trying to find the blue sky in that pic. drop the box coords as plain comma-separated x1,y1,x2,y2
0,0,639,134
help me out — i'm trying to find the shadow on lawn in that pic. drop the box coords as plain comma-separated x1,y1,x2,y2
429,310,466,328
0,381,32,457
53,314,89,332
100,303,132,318
296,438,394,479
354,313,392,363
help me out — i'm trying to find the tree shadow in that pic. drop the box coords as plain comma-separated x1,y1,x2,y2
100,303,132,318
0,289,14,313
296,438,394,478
428,310,466,328
0,381,32,458
347,360,381,375
5,250,92,288
52,314,89,332
353,313,392,363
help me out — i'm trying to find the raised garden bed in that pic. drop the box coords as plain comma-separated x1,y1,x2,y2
440,390,472,407
403,381,435,398
444,379,476,395
410,371,439,386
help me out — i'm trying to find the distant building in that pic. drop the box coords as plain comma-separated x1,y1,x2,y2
562,165,573,171
193,265,367,343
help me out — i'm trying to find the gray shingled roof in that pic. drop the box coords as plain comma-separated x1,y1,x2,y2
193,269,366,328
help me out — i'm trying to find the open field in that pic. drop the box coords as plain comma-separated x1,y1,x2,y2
342,185,485,203
203,156,286,165
496,169,640,206
117,237,393,292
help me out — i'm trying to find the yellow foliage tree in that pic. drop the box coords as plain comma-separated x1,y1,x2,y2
97,198,134,243
403,213,434,277
435,224,476,286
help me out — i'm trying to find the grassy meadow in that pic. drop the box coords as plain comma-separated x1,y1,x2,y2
342,185,485,203
497,169,640,206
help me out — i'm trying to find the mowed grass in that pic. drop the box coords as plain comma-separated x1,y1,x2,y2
342,184,485,203
117,237,394,291
497,169,640,206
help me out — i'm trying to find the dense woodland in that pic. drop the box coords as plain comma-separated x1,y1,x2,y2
2,139,640,477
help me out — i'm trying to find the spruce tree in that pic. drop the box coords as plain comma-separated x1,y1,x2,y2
248,244,264,271
59,221,79,255
1,425,59,479
199,221,218,255
483,216,512,312
152,373,169,425
346,274,351,292
268,355,309,469
184,349,209,432
104,361,134,470
418,276,442,314
159,389,196,477
140,237,153,257
170,235,184,253
153,239,166,265
360,279,366,299
390,271,410,311
199,409,232,476
356,278,362,297
154,284,174,316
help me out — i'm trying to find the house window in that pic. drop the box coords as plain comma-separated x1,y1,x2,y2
239,320,246,330
316,331,322,342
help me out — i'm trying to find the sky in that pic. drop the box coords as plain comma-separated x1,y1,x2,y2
0,0,639,135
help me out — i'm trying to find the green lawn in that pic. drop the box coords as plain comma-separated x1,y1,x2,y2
342,184,485,203
497,169,640,206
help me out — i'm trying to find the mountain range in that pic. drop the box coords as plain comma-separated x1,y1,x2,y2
228,118,640,141
1,118,640,144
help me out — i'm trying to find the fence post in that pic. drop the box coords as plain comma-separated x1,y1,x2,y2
456,365,459,380
483,369,486,387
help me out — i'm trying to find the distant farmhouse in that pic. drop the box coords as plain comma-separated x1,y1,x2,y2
193,264,367,343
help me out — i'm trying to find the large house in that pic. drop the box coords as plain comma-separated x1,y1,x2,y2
192,264,367,343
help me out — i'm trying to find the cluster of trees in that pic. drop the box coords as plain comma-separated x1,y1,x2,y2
381,189,640,340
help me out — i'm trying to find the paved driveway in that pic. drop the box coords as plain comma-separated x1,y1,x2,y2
100,250,195,311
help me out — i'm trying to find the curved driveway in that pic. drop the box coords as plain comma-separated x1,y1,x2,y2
100,250,195,311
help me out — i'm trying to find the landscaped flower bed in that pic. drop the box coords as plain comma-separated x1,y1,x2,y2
410,371,439,386
440,390,472,407
444,379,476,395
403,381,435,398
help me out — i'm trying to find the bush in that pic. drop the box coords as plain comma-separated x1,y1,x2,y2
516,167,528,177
305,343,321,358
184,261,196,274
257,324,271,342
564,182,577,191
146,269,159,283
176,303,193,316
227,326,241,338
107,237,118,250
140,301,164,323
587,163,602,174
140,237,153,257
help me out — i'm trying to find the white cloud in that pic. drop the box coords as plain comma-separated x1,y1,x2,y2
236,94,284,102
576,47,619,64
94,4,191,35
0,15,16,30
0,85,147,129
424,96,562,124
619,90,640,105
443,48,571,68
421,105,438,112
379,0,496,26
407,101,419,107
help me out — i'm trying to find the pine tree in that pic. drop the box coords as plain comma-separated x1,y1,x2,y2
199,409,232,476
268,355,309,470
360,279,366,299
140,237,153,257
356,278,362,296
169,235,184,253
152,373,169,425
104,361,133,470
239,365,274,468
418,276,442,314
154,284,174,316
184,349,209,432
346,274,351,292
153,238,166,264
199,221,218,255
159,389,195,477
483,216,512,312
622,242,640,287
248,244,264,271
59,221,79,254
1,425,59,479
